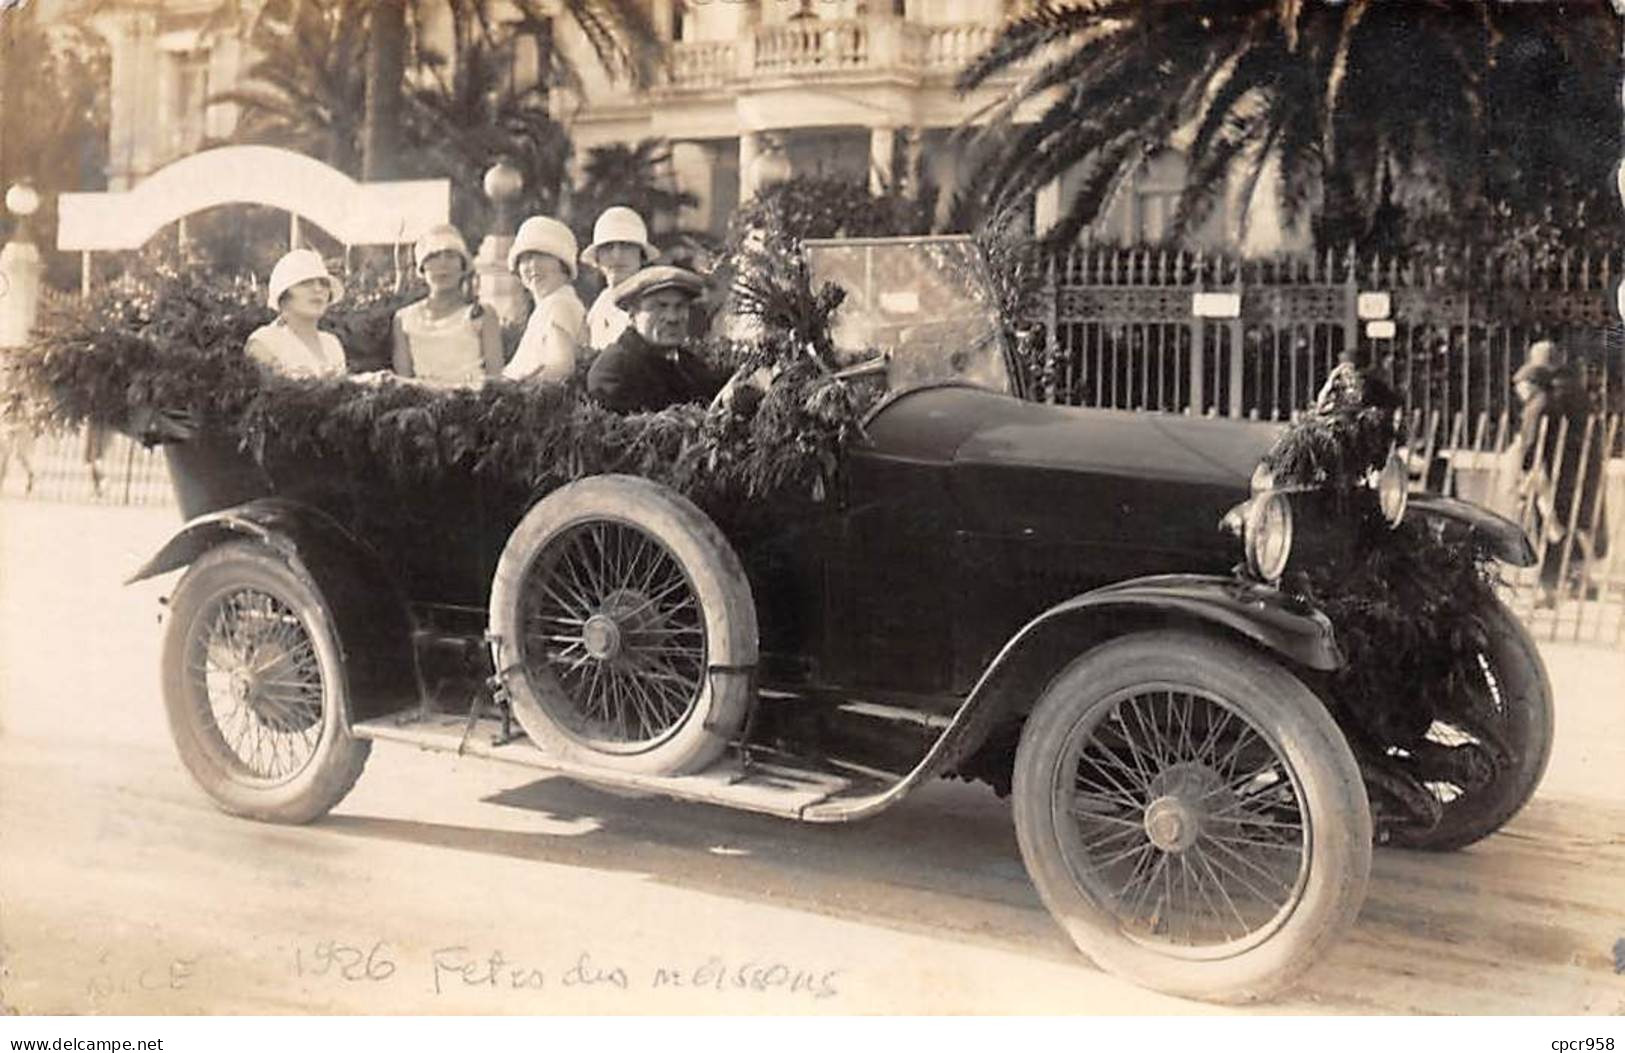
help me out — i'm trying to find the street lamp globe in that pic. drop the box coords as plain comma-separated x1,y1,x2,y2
483,161,524,204
483,161,524,239
5,184,41,218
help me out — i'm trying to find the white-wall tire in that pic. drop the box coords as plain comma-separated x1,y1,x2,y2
488,475,757,775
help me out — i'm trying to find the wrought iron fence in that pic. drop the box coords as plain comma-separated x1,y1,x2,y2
1026,245,1624,421
0,425,172,506
1406,407,1624,645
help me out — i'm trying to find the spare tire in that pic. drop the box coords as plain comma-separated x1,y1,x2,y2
488,475,757,775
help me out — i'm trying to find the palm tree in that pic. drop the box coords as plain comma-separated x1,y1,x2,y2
212,0,369,174
402,2,573,232
225,0,664,184
955,1,1620,250
569,139,698,238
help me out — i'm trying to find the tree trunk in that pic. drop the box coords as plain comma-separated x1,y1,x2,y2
362,0,406,180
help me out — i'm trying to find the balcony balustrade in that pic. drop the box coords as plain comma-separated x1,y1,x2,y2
654,20,1023,94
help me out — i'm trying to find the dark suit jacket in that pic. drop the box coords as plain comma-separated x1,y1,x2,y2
586,328,724,413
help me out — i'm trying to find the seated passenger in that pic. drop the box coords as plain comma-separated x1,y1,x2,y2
586,266,724,413
392,224,503,386
580,206,659,354
502,216,585,385
245,249,348,378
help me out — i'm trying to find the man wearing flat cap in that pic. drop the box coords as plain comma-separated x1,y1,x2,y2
587,265,725,413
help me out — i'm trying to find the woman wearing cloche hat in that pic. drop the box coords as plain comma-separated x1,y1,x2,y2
244,249,348,378
580,205,659,353
390,224,503,386
502,215,586,384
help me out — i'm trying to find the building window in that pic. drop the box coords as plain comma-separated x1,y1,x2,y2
672,0,688,42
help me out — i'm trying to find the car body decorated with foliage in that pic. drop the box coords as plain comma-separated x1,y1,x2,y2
5,235,1550,1004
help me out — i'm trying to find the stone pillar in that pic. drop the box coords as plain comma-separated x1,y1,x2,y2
742,132,792,203
207,35,244,140
869,125,896,195
901,126,924,199
94,8,162,189
738,131,761,203
669,141,713,232
475,162,528,329
0,186,43,349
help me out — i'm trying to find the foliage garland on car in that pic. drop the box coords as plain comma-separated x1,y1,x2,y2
1258,363,1507,829
0,247,868,521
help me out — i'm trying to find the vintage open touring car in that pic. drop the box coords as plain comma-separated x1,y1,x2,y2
129,236,1551,1003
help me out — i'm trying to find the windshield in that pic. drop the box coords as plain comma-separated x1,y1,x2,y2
803,236,1013,397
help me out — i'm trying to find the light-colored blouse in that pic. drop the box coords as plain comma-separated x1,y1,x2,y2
503,284,586,384
585,285,632,352
245,320,347,378
397,300,486,386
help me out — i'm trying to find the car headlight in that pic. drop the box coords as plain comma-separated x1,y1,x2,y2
1377,453,1408,527
1245,492,1294,582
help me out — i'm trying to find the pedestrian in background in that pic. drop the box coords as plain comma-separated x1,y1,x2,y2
1513,339,1608,602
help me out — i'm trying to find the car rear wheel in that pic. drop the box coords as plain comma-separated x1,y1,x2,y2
1012,630,1371,1003
1388,597,1553,851
488,475,757,775
161,541,370,823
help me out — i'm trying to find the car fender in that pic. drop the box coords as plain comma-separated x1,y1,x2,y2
802,574,1340,822
946,572,1342,749
1404,493,1535,566
129,497,417,722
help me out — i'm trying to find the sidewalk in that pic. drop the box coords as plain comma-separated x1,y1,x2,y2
1533,638,1625,803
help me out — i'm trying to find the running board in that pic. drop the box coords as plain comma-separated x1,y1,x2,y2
352,712,895,821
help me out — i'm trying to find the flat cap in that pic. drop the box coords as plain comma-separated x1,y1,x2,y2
613,264,707,311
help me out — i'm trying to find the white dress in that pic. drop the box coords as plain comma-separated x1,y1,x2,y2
503,285,586,384
585,285,631,352
244,321,347,378
397,300,486,386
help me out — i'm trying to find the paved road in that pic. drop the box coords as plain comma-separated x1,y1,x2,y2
2,502,1622,1014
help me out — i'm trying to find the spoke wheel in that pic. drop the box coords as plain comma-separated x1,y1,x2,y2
1389,597,1553,851
191,586,325,781
162,542,369,823
490,475,756,775
1013,631,1370,1003
519,521,708,752
1062,687,1310,956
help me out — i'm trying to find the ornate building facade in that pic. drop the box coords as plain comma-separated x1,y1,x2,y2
58,0,1302,250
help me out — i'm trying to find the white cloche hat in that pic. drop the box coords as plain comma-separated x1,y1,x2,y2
266,249,344,310
508,216,579,279
414,224,471,270
580,206,659,271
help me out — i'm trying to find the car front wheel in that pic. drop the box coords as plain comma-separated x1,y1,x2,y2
161,541,370,823
1388,597,1554,851
1012,630,1371,1003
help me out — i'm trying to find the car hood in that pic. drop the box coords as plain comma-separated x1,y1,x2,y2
863,384,1282,486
